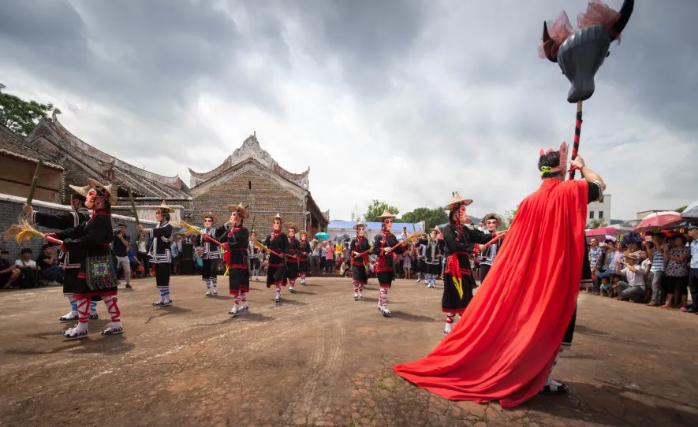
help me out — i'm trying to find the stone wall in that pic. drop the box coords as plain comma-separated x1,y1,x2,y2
191,170,307,237
0,193,157,263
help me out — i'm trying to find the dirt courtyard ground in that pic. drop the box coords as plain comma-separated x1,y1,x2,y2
1,275,697,426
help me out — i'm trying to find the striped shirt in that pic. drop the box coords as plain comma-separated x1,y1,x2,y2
650,251,665,272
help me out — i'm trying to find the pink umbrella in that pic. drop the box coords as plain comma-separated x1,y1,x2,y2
585,227,620,237
634,211,682,233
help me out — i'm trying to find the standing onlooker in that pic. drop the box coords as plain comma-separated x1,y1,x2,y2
588,238,603,294
170,235,182,275
403,244,413,279
14,248,39,289
324,242,335,274
647,233,666,307
0,247,21,289
137,234,150,277
112,223,131,289
640,248,652,301
662,235,689,309
37,244,62,284
682,225,698,313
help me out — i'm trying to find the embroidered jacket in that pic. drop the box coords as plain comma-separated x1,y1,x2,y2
372,230,404,272
31,208,90,269
195,225,227,260
264,232,289,267
148,221,173,264
298,240,311,262
350,236,371,266
219,226,249,269
55,210,114,277
443,223,492,275
422,240,443,265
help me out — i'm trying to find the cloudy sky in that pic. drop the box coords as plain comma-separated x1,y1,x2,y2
1,0,695,221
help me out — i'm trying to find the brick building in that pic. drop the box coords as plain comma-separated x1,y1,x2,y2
188,133,328,236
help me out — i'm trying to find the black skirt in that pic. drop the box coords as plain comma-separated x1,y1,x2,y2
62,269,79,296
229,268,250,294
426,263,440,275
442,272,475,314
267,265,286,287
286,261,299,279
377,271,394,287
352,264,368,284
299,260,309,272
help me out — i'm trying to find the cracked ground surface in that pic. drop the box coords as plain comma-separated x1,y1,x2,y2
1,276,697,426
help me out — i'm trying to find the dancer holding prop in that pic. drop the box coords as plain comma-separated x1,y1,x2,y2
350,220,370,301
46,179,123,339
216,204,250,316
372,210,405,317
441,192,499,335
285,224,300,293
195,212,227,296
394,0,630,405
298,230,311,285
138,201,174,307
23,184,100,322
264,213,289,303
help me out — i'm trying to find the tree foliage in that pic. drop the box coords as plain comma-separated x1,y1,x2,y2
363,199,400,222
504,206,519,228
0,84,58,136
398,207,448,230
587,218,606,229
676,205,687,214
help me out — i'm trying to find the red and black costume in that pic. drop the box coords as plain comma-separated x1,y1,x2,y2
298,235,311,284
394,171,604,407
350,236,370,287
30,200,94,321
442,222,492,314
285,233,300,288
265,232,289,288
219,226,249,299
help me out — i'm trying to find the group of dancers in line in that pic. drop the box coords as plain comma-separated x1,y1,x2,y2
24,174,506,339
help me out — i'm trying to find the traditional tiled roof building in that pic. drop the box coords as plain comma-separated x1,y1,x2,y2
1,115,327,233
189,132,329,236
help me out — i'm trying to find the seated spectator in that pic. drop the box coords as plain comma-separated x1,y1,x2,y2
14,248,39,289
0,247,22,289
615,253,646,302
599,276,612,297
609,274,621,298
127,245,141,278
37,244,62,284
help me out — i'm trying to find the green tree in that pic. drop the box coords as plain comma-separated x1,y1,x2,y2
398,207,448,230
587,218,606,229
504,206,519,228
676,205,687,214
0,84,59,136
364,199,399,222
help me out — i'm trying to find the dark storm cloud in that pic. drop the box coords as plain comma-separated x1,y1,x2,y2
0,0,280,120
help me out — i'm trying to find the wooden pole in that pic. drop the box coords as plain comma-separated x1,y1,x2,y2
568,101,583,180
26,160,44,206
128,188,140,226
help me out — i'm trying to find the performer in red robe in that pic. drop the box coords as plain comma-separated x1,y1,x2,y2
393,145,606,408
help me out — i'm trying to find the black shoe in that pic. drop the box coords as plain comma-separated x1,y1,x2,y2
125,284,132,289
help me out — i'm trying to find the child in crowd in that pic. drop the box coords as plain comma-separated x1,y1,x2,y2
599,276,612,297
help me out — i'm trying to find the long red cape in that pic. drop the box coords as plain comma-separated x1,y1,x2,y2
393,179,588,408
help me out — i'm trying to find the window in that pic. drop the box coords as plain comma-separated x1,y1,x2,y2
599,211,604,219
248,180,252,190
589,211,594,219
